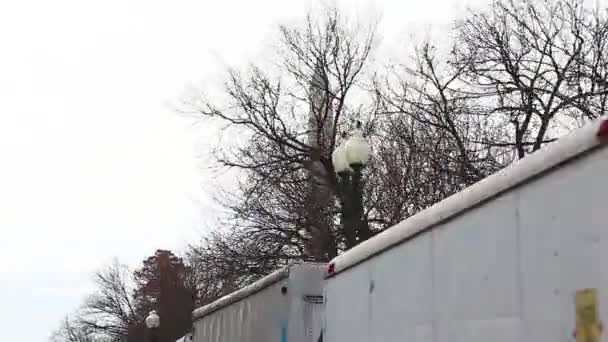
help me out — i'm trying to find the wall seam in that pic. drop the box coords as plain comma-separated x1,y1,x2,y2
514,190,526,329
431,230,438,342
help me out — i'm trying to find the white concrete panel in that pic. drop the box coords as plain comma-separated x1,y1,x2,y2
436,317,522,342
324,264,371,342
323,123,608,342
433,192,520,321
368,233,433,340
194,279,289,342
287,264,326,342
522,320,571,342
368,319,410,342
194,263,326,342
413,323,434,342
518,147,608,330
367,321,434,342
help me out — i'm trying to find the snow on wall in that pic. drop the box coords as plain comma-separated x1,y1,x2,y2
328,117,607,275
193,262,296,320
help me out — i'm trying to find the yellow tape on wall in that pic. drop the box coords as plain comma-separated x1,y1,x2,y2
575,289,603,342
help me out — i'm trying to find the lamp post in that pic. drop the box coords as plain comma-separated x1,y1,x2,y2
145,310,160,342
332,121,372,248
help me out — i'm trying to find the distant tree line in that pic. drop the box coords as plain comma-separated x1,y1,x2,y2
52,250,195,342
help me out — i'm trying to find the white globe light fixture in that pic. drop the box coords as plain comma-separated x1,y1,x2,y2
343,123,371,167
145,310,160,329
332,140,351,174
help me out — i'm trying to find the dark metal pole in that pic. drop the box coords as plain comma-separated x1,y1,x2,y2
148,327,159,342
338,171,357,248
350,164,371,244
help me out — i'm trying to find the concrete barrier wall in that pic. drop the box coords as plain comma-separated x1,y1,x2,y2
325,145,608,342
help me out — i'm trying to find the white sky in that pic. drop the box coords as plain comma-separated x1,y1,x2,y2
0,0,488,340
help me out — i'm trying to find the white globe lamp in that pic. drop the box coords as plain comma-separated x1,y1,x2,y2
344,122,371,167
332,140,351,174
145,310,160,329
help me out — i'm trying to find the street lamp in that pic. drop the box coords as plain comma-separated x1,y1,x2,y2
332,122,372,172
145,310,160,342
343,123,371,167
332,121,372,248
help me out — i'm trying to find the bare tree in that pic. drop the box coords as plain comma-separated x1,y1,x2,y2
54,253,198,342
377,42,506,186
185,8,378,263
51,261,136,342
51,316,96,342
453,0,608,158
76,260,137,342
186,227,290,307
376,0,608,204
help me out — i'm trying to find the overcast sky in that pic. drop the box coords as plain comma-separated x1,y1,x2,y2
0,0,488,340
